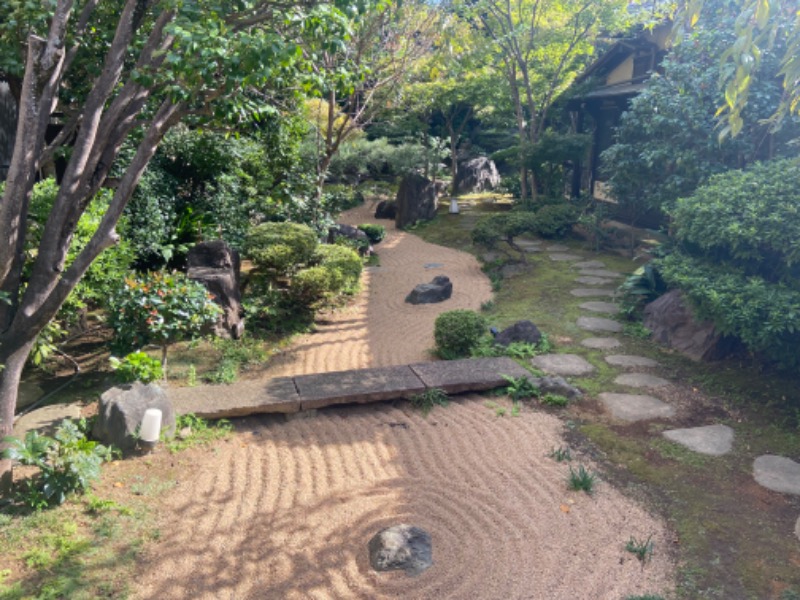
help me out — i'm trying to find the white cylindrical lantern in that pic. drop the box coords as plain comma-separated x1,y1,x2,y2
140,408,163,444
449,198,460,214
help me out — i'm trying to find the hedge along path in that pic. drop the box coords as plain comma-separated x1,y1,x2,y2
262,202,493,377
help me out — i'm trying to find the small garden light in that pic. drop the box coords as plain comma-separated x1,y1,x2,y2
140,408,162,450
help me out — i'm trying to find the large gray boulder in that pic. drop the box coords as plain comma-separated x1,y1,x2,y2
405,275,452,304
368,524,432,575
454,157,500,194
395,172,438,229
187,241,244,339
643,290,733,361
534,375,582,399
494,320,542,347
93,383,176,452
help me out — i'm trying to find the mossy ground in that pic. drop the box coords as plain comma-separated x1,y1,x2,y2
416,201,800,600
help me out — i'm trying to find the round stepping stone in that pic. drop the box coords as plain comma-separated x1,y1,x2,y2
574,260,606,269
13,403,83,438
579,301,618,314
531,354,595,376
577,316,623,333
549,253,582,262
546,244,569,251
570,288,616,298
598,392,675,421
753,455,800,495
579,268,623,279
605,355,659,368
614,373,670,388
662,424,734,456
581,337,621,349
796,515,800,542
575,276,616,285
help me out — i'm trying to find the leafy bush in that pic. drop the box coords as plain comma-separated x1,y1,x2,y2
109,351,163,383
357,223,386,244
472,212,538,249
410,388,449,416
245,222,319,277
531,204,577,238
434,310,488,359
315,244,362,294
618,263,666,319
502,375,539,401
3,420,116,509
290,265,344,305
106,271,221,360
206,336,267,384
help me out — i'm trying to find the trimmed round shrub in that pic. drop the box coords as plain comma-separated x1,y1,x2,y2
532,204,577,238
245,222,318,276
434,310,488,359
315,244,362,294
291,266,344,305
358,223,386,244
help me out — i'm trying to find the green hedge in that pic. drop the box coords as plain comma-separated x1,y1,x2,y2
245,222,318,276
315,244,362,294
434,310,487,359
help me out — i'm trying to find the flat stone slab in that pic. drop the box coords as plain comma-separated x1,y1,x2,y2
295,366,426,410
549,253,582,262
581,337,621,349
410,357,530,395
575,276,616,286
170,377,302,418
573,260,606,269
662,424,734,456
598,393,675,421
614,373,671,388
605,355,660,368
13,403,83,438
796,515,800,542
546,244,569,251
579,301,618,314
577,316,623,333
753,455,800,495
579,269,623,279
570,288,616,298
530,354,595,376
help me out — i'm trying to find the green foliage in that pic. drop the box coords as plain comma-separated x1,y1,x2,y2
471,336,550,359
434,310,488,359
357,224,386,244
502,375,539,401
619,263,666,319
109,352,163,384
524,131,591,198
205,337,267,385
290,265,344,306
245,222,319,277
409,388,449,416
625,534,655,564
325,138,427,183
315,244,363,295
472,204,576,250
3,420,116,509
106,271,221,355
548,446,572,462
166,414,233,452
623,322,652,339
540,393,569,407
567,464,597,494
530,203,578,238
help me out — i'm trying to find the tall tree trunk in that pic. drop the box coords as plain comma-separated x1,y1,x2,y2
507,64,529,205
0,336,35,493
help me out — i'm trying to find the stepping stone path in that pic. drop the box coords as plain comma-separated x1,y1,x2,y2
581,337,621,349
753,456,800,495
575,275,616,286
598,393,675,421
570,288,616,297
604,355,659,368
578,268,623,279
579,301,618,314
662,424,734,456
531,354,595,376
549,253,582,262
577,316,623,333
614,373,671,388
573,260,606,269
546,244,569,251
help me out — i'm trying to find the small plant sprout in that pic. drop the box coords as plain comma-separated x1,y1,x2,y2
501,374,539,401
548,446,572,462
625,534,655,564
567,464,597,494
540,393,569,407
510,402,521,417
410,388,449,416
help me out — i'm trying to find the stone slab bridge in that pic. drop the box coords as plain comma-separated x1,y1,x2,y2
167,357,531,419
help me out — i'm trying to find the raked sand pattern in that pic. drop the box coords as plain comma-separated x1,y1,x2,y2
135,401,673,599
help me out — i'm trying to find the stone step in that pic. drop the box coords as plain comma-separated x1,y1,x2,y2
577,316,623,333
614,373,671,388
579,301,618,314
549,253,583,262
605,355,660,368
575,275,617,286
662,424,734,456
753,455,800,495
581,337,621,349
598,392,675,421
578,268,623,279
530,354,595,376
570,288,616,298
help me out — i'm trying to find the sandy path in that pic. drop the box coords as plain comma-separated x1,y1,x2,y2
264,202,493,376
135,204,674,598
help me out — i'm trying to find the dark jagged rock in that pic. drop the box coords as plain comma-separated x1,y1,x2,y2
494,320,542,347
405,275,452,304
187,241,244,339
533,375,582,399
395,172,438,229
369,524,432,576
374,200,397,220
454,157,500,194
327,223,371,255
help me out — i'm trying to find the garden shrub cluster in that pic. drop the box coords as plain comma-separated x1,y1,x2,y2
656,159,800,368
434,310,487,359
472,203,577,250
